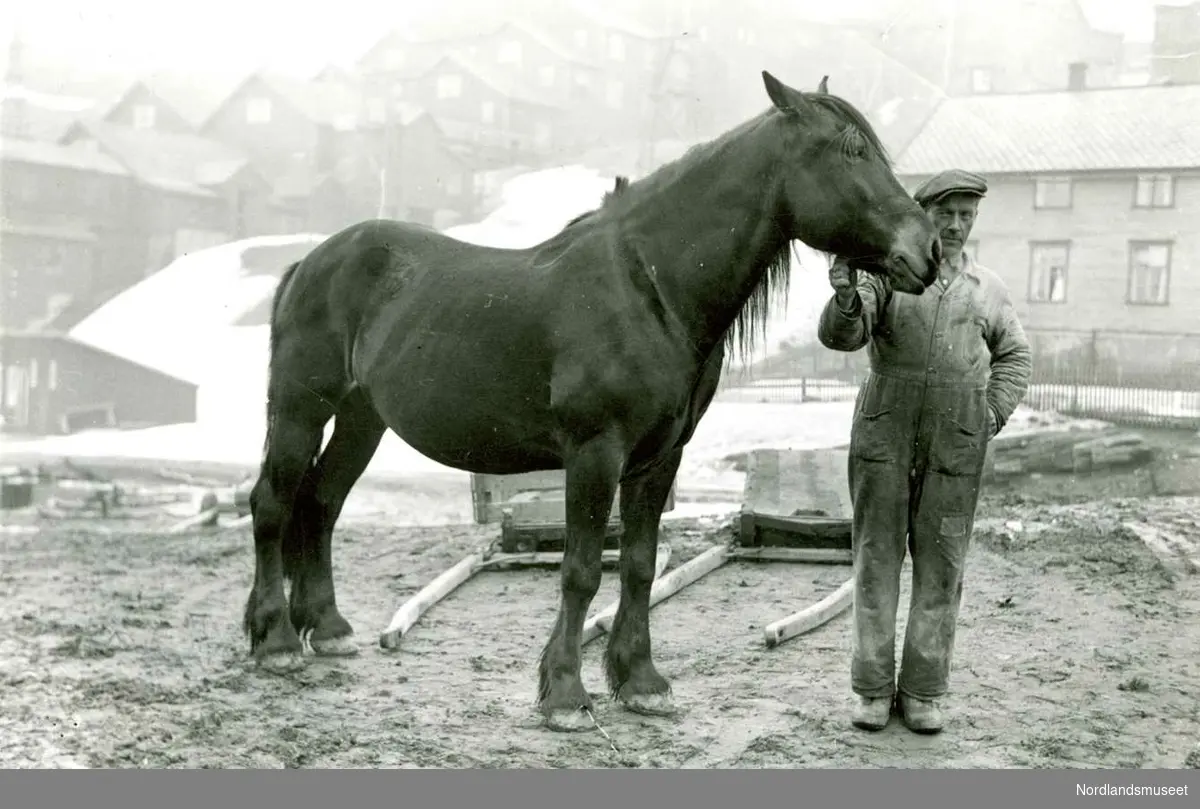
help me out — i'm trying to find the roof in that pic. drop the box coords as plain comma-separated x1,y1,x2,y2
59,120,256,196
1,83,98,141
0,98,85,141
895,83,1200,175
256,73,364,129
0,136,129,176
101,72,240,128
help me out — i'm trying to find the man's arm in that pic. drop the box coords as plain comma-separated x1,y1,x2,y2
817,269,891,352
984,283,1033,436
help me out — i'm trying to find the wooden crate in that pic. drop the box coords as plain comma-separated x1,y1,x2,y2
738,449,853,554
469,470,676,525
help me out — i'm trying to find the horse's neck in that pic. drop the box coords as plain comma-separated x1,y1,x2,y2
629,130,786,361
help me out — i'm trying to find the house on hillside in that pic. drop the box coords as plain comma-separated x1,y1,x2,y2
95,73,237,135
1151,2,1200,85
364,51,569,169
832,0,1126,96
59,120,282,256
354,4,681,164
0,138,136,331
894,74,1200,380
351,103,475,228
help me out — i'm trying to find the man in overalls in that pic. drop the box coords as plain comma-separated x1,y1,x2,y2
817,169,1032,734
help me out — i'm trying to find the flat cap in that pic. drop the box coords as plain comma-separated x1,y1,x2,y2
911,169,988,207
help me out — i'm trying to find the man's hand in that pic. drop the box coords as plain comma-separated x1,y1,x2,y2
829,258,858,311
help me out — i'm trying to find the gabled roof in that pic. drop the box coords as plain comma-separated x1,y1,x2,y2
895,83,1200,175
0,136,129,176
199,69,365,131
99,72,240,129
59,120,257,196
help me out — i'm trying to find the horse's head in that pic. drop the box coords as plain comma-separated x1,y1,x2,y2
761,71,940,294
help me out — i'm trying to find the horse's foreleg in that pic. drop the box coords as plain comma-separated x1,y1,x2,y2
244,412,326,674
605,448,682,717
537,433,624,733
289,389,386,658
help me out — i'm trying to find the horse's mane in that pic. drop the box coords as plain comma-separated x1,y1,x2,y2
555,89,888,366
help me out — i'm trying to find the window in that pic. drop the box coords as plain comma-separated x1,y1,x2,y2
246,98,272,124
534,122,552,149
605,79,624,109
608,34,625,61
970,67,992,93
1128,241,1171,305
445,173,463,196
539,65,556,87
437,74,462,99
1034,176,1072,209
1029,242,1069,303
481,101,496,124
498,41,522,65
132,103,156,129
1134,174,1174,208
366,98,386,124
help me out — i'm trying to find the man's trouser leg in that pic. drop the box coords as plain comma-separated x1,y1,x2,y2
898,388,987,700
847,377,917,700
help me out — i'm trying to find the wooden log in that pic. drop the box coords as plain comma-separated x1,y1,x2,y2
379,553,485,649
577,544,729,648
222,514,253,532
580,543,673,647
478,548,624,570
166,507,221,535
763,576,855,648
730,546,853,565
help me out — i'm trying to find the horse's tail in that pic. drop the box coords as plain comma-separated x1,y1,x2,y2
260,260,302,461
268,261,301,367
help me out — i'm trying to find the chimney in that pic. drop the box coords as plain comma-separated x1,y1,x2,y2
1068,62,1087,91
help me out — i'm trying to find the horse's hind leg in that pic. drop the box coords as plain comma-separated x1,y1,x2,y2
287,387,385,657
244,397,331,673
604,448,682,717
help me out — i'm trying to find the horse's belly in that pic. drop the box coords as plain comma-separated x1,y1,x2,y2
362,349,561,475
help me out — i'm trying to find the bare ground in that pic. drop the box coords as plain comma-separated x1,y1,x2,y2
2,442,1199,769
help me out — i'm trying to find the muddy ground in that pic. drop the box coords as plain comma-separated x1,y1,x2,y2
2,431,1199,769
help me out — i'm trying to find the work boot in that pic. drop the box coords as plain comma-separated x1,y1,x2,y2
896,694,943,734
850,695,892,731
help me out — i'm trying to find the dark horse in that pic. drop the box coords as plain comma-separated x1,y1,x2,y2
242,71,941,733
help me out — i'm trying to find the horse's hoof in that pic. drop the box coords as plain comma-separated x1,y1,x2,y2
311,636,358,657
543,708,596,733
619,692,676,717
258,651,306,674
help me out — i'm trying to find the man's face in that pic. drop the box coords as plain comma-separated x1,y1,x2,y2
926,193,980,263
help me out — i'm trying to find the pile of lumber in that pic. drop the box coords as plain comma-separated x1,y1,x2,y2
984,427,1155,482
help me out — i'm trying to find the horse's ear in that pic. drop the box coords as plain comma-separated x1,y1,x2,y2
762,70,803,116
818,75,829,94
